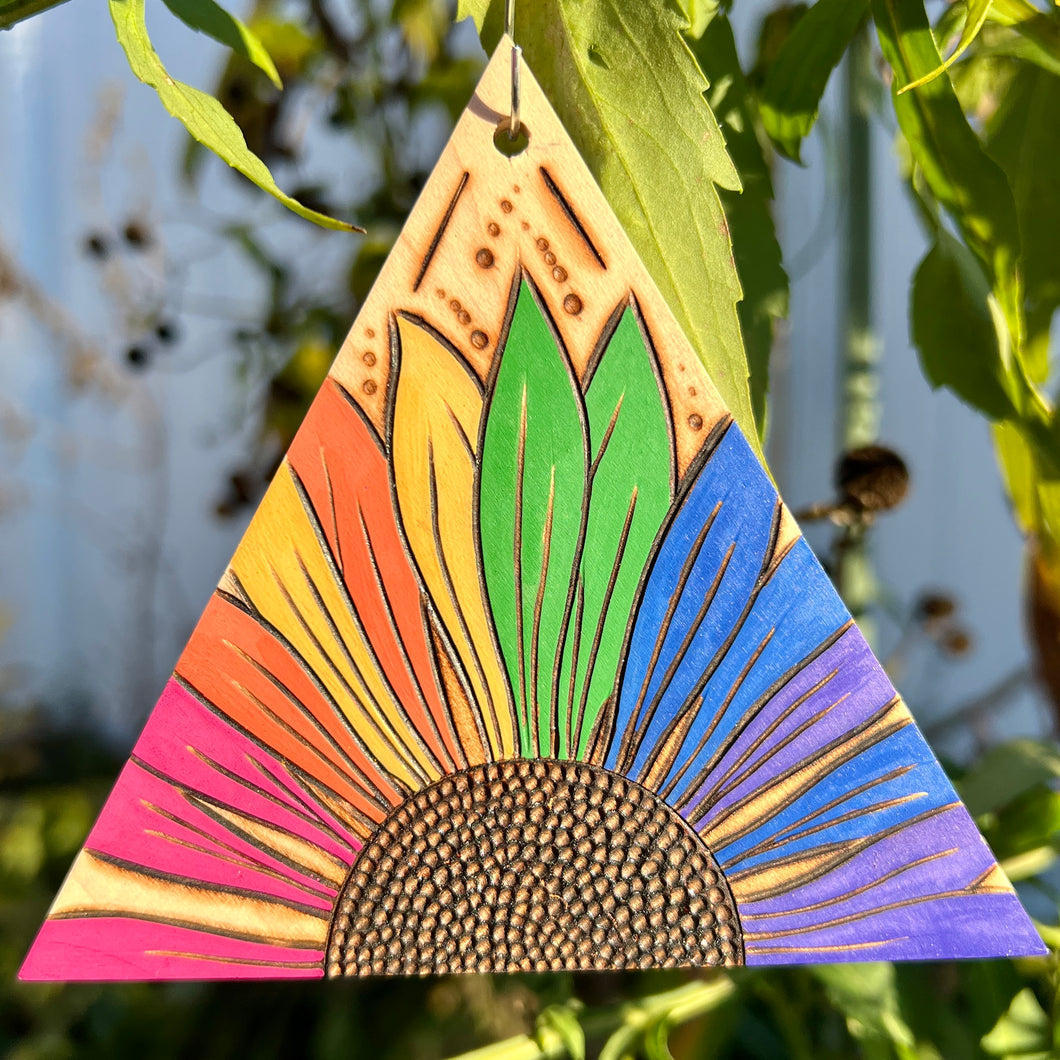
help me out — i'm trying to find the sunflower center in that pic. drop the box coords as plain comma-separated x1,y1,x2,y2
327,759,742,975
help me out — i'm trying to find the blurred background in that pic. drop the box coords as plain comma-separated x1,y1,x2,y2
0,1,1057,1057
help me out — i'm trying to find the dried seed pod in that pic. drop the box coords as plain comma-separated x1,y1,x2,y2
939,627,973,657
915,591,957,624
835,444,910,513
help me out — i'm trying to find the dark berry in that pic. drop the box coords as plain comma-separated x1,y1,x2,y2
84,233,110,260
125,346,150,369
122,221,151,249
155,320,179,345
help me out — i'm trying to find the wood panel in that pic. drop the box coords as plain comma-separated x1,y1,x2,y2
20,38,1044,981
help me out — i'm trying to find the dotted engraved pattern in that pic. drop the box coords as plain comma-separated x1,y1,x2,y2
327,759,742,976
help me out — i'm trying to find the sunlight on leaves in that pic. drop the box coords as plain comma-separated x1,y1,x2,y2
760,0,870,162
161,0,281,88
875,0,1024,348
693,15,788,431
457,0,762,455
899,0,992,93
109,0,358,231
981,988,1053,1058
911,231,1021,422
959,739,1060,816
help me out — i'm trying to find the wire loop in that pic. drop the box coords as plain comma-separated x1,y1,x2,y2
509,47,522,140
505,0,521,140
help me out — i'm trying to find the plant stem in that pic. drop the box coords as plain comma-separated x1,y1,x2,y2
836,18,881,640
446,977,737,1060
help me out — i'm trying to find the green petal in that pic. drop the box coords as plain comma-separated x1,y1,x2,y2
560,304,674,758
479,279,588,756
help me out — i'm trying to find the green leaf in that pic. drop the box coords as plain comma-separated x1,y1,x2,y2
981,988,1052,1058
0,0,71,29
458,0,763,457
479,281,589,757
161,0,281,89
692,15,789,429
999,844,1059,882
394,0,450,63
759,0,870,162
179,15,321,187
643,1018,676,1060
995,422,1044,535
973,24,1060,79
536,1005,586,1060
886,0,1060,485
991,786,1060,860
109,0,356,232
957,739,1060,816
246,15,320,74
993,422,1060,545
899,0,992,93
455,0,487,23
813,964,918,1057
988,0,1060,77
557,306,673,759
986,64,1060,384
597,1024,639,1060
874,0,1024,350
910,230,1021,421
674,0,720,39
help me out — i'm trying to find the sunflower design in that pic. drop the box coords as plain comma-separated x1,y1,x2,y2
21,273,1043,980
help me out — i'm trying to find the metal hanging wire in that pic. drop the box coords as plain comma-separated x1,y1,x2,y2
506,0,521,139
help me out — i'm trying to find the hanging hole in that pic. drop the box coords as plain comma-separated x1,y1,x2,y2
494,119,530,157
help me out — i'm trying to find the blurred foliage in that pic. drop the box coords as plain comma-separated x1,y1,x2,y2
8,0,1060,1056
109,0,354,229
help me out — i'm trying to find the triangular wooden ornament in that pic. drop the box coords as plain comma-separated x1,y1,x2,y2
22,40,1044,981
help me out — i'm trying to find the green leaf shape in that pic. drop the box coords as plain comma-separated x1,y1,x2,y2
812,964,918,1058
898,0,992,93
873,0,1024,350
986,64,1060,384
109,0,356,232
480,280,589,757
693,15,789,428
993,422,1060,545
973,22,1060,80
901,51,1060,540
986,0,1060,79
394,0,450,63
536,1004,586,1060
179,15,322,187
0,0,70,29
981,989,1053,1058
557,305,674,760
759,0,870,162
910,232,1060,476
674,0,720,40
986,785,1060,867
958,738,1060,817
161,0,281,89
911,230,1022,421
643,1019,676,1060
457,0,763,457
